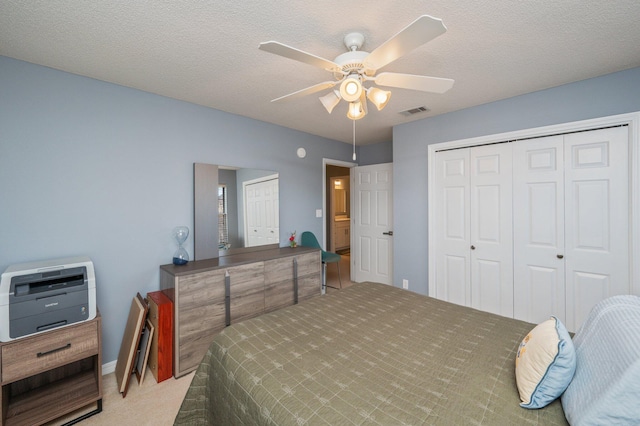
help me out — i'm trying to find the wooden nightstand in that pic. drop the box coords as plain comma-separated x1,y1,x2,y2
0,313,102,426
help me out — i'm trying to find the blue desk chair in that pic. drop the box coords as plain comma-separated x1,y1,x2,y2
300,231,342,289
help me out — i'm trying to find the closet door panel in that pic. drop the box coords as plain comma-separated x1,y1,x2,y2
518,266,564,323
572,271,610,313
513,136,565,325
564,126,629,330
435,149,471,306
475,259,507,315
470,144,513,317
442,255,468,305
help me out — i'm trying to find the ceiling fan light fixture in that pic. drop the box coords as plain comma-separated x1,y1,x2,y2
347,100,366,120
260,14,454,128
319,90,341,113
367,87,392,111
339,76,362,102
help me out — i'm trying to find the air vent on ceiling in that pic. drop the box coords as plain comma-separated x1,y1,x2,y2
400,106,430,116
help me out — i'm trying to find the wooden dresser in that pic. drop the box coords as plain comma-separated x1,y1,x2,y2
0,313,102,426
160,246,321,377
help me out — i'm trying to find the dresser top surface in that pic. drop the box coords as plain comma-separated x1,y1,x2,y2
160,246,320,276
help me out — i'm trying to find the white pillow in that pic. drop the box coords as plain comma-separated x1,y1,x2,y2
515,316,576,409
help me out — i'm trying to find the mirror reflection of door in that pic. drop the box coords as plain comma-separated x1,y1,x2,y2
244,175,280,247
334,188,347,215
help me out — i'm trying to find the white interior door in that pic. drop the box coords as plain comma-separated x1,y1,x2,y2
470,144,513,317
353,163,393,284
564,126,629,330
434,149,471,306
513,135,566,325
244,177,279,247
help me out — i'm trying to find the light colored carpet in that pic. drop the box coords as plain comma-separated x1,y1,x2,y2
50,369,194,426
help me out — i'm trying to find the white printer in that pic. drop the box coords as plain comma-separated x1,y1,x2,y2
0,256,97,342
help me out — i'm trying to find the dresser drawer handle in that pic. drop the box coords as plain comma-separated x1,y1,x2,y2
37,343,71,357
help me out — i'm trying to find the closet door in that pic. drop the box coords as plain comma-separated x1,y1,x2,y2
434,149,471,307
513,127,629,331
469,143,513,317
564,126,629,330
513,136,566,325
435,144,513,317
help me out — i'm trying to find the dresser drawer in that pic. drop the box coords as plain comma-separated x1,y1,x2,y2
1,320,98,384
295,251,321,277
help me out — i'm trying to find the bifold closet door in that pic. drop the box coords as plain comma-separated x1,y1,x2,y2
435,144,513,317
513,136,566,326
435,149,471,307
563,127,629,331
469,144,513,317
513,126,629,331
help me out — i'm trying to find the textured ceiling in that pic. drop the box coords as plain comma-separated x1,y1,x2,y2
1,1,640,145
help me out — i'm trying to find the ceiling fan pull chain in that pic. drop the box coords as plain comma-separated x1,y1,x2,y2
352,119,357,161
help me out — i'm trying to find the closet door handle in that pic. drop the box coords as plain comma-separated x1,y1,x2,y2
470,245,476,250
383,231,393,236
557,254,564,259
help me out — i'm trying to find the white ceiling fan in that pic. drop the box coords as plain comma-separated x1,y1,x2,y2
258,15,454,120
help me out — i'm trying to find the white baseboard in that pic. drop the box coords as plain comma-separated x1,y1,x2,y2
102,360,117,375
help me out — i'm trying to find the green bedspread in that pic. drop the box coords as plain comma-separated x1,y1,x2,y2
174,282,567,425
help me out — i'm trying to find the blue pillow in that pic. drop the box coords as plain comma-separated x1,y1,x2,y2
515,316,576,409
561,295,640,425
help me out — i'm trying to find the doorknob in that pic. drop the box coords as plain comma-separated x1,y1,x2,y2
383,231,393,236
557,254,564,259
470,245,476,250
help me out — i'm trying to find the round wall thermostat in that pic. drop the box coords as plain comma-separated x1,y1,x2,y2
296,147,307,158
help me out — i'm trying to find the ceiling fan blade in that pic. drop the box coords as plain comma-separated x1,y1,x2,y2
271,81,338,103
374,72,454,94
259,41,342,73
363,15,447,72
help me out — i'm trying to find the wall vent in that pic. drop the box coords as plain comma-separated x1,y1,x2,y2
400,106,430,116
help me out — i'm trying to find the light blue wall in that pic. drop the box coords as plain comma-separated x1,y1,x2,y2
0,56,355,364
393,66,640,296
357,140,392,166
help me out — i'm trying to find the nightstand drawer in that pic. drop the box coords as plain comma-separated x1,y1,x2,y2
1,320,98,383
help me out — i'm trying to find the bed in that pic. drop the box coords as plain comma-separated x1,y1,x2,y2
174,282,575,425
175,283,567,425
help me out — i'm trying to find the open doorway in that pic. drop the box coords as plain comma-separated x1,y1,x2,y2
323,160,355,289
327,168,350,253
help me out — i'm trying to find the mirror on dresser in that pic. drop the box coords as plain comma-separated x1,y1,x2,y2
194,163,280,260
